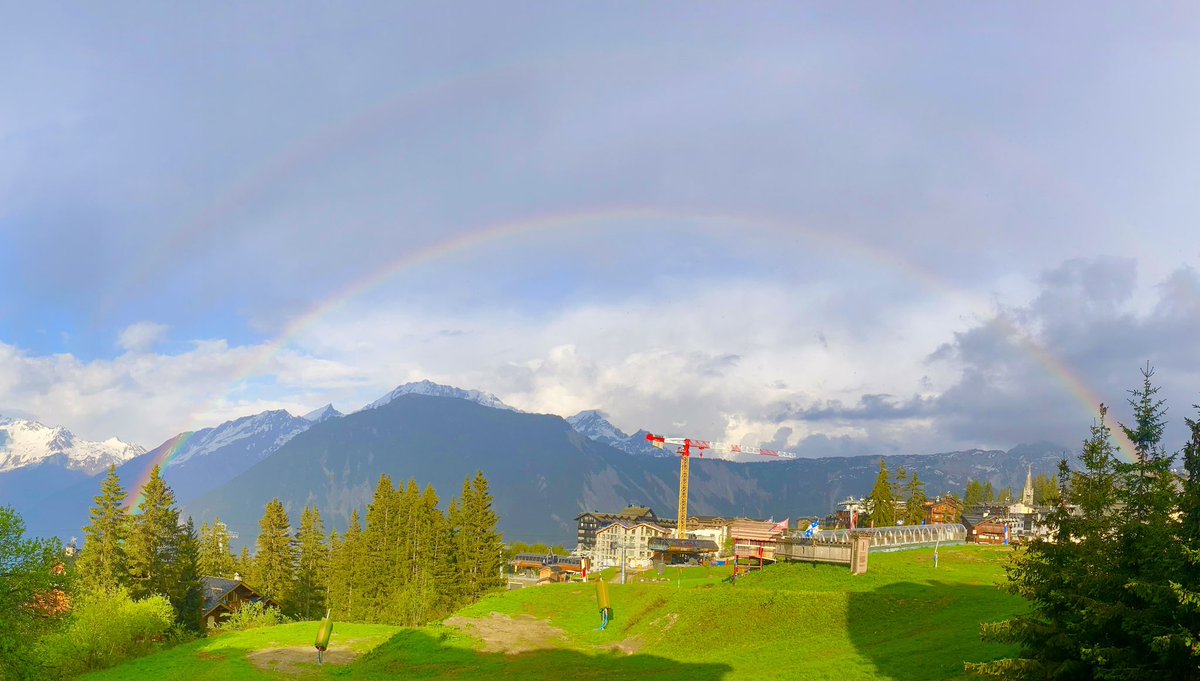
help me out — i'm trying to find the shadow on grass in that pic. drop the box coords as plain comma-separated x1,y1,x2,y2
846,581,1021,681
333,627,733,681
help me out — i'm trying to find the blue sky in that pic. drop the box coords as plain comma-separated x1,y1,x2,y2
1,3,1198,454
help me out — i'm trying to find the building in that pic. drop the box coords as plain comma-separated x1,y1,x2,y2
201,576,279,628
729,518,787,573
592,520,671,568
575,506,660,550
834,497,868,528
968,519,1009,545
923,496,964,524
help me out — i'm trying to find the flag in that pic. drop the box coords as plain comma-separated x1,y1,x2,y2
850,511,857,530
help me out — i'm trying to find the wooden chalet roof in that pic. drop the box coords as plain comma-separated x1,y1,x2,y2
202,576,274,617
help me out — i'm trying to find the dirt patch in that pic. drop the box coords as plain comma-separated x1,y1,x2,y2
650,612,679,632
247,645,359,675
609,636,644,654
445,612,567,654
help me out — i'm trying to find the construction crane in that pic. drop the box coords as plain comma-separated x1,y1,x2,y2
645,433,798,538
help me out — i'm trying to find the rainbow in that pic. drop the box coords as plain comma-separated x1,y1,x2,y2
123,208,1136,507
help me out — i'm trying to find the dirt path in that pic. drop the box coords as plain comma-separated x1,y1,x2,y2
444,612,568,654
246,645,359,675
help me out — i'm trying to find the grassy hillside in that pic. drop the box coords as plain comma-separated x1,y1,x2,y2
77,622,399,681
83,545,1023,681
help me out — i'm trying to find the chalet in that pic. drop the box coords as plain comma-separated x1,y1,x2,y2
201,576,279,628
923,497,963,524
575,506,660,550
968,519,1009,545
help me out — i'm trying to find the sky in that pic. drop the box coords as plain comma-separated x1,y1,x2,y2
2,3,1199,457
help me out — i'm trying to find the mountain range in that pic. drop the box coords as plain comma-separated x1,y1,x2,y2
1,381,1076,547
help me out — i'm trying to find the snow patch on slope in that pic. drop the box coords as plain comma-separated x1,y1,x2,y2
0,416,144,475
361,380,519,413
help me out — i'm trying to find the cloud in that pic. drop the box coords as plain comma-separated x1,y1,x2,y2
117,321,170,353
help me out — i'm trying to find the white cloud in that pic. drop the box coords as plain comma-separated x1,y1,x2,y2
117,321,170,353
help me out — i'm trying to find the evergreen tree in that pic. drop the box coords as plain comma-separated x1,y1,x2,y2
327,511,366,621
893,465,909,501
1169,405,1200,675
172,517,204,633
198,518,236,578
964,480,984,508
361,475,397,623
969,405,1124,678
236,545,255,583
254,499,295,607
76,465,129,593
451,471,504,600
125,465,181,601
1106,365,1182,675
997,487,1014,504
904,472,927,525
1031,474,1061,506
867,458,896,527
982,481,996,503
293,506,329,620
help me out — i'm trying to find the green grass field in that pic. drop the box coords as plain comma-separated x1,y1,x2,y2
83,545,1023,681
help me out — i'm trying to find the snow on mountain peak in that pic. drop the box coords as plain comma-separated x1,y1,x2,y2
566,410,629,442
303,403,343,423
0,418,145,475
164,409,311,467
361,380,519,413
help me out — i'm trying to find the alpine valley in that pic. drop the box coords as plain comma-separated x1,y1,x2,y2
1,380,1076,547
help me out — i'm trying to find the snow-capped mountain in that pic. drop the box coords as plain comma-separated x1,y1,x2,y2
162,410,313,467
566,410,667,457
361,380,519,413
0,416,144,475
302,403,343,423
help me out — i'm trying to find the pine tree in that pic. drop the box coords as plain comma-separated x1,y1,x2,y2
969,401,1140,678
327,511,366,621
1168,406,1200,676
75,465,129,593
172,517,204,632
236,545,255,583
867,458,896,528
198,518,236,578
254,499,295,607
451,471,504,600
361,475,397,623
964,480,984,508
904,472,927,525
1106,365,1183,675
293,506,329,620
126,464,181,600
997,487,1014,504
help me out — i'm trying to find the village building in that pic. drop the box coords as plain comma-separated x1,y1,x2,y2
592,520,671,568
968,519,1009,545
923,496,964,524
201,576,279,628
575,505,659,551
729,518,788,573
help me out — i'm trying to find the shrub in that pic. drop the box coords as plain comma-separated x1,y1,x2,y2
217,600,291,631
36,587,174,677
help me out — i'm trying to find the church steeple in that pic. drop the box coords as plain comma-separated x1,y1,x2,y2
1021,463,1034,506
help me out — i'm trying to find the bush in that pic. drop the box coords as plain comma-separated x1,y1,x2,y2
217,600,291,631
36,587,174,677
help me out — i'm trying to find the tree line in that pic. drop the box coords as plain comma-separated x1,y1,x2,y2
968,366,1200,678
866,460,929,527
78,465,503,628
